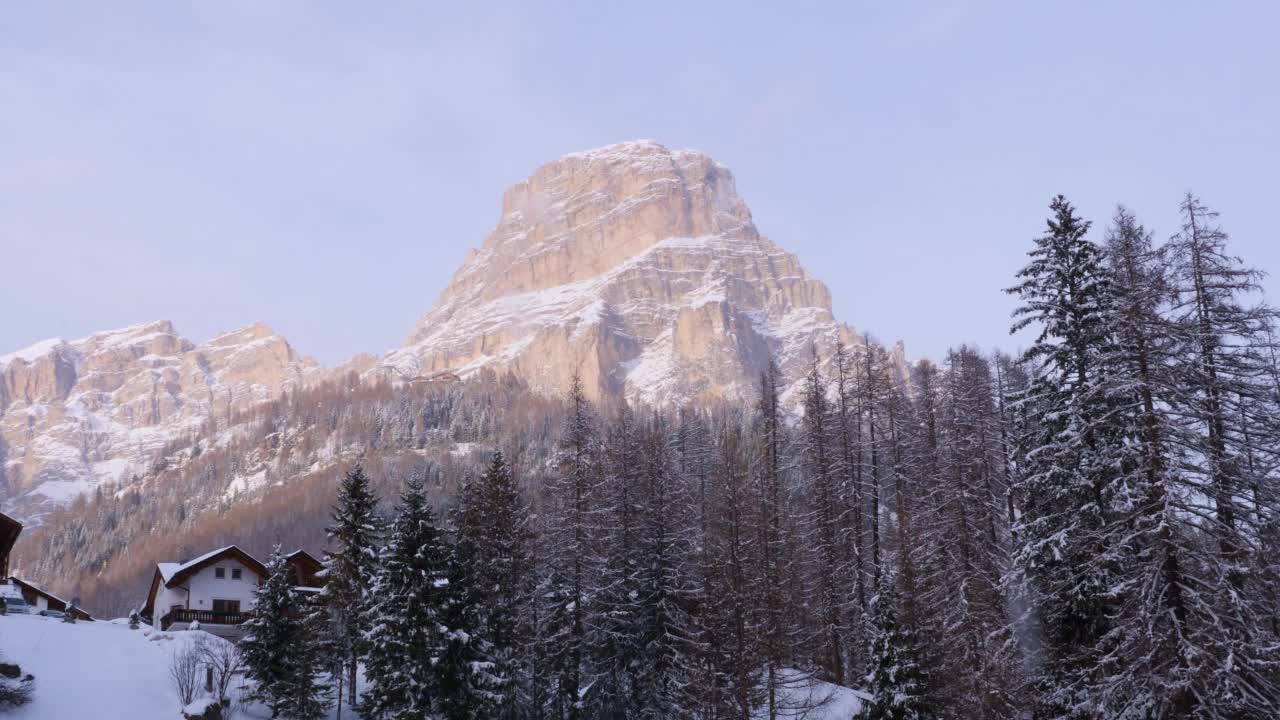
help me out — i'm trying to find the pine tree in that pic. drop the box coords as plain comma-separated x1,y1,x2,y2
833,340,870,677
1160,194,1280,715
674,407,726,718
858,577,929,720
1005,195,1143,714
704,415,764,719
361,474,452,719
1090,205,1199,716
542,374,603,720
243,546,329,720
755,359,793,719
450,451,535,717
799,347,850,684
589,402,647,715
631,413,704,718
317,465,382,709
915,346,1020,717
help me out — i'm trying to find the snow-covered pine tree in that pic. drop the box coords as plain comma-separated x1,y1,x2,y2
629,412,704,718
915,346,1020,717
361,474,452,719
242,545,329,720
673,407,727,717
857,574,929,720
541,373,604,720
833,340,870,677
799,347,851,684
316,464,382,709
588,402,646,716
1005,195,1143,714
703,414,765,719
1090,205,1200,716
859,336,887,598
449,451,535,718
1160,194,1280,715
754,359,796,719
753,358,820,718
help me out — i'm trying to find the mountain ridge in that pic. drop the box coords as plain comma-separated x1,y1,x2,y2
1,140,901,520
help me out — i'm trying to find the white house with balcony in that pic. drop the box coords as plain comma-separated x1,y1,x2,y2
141,545,324,639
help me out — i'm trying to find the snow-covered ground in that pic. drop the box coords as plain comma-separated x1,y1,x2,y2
2,614,199,719
0,613,862,719
760,668,868,718
0,614,319,720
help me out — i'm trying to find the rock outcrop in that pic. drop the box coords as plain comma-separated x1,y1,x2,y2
385,140,879,406
0,321,318,518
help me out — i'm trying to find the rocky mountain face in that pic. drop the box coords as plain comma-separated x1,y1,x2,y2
2,141,899,522
385,140,882,406
0,321,319,518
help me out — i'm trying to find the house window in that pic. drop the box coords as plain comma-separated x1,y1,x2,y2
215,567,225,579
232,568,242,580
211,599,241,614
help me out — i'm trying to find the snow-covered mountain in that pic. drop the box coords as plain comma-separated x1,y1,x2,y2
0,321,320,519
384,140,893,406
1,141,898,520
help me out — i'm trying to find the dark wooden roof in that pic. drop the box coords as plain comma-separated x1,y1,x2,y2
0,512,22,578
9,576,94,621
286,549,326,587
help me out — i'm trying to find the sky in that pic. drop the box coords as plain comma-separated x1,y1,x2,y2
3,2,1278,364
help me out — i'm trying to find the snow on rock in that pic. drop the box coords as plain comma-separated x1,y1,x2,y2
0,338,67,369
385,140,896,408
0,321,321,522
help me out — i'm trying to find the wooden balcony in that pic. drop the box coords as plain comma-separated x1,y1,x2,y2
159,608,252,630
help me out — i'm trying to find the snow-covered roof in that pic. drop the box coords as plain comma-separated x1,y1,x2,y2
156,545,245,585
156,563,182,584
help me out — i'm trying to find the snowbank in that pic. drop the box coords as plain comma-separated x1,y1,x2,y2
755,668,868,719
0,613,224,719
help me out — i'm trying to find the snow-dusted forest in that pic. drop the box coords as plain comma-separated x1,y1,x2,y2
15,192,1280,719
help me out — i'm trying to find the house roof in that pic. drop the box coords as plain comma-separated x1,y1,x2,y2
8,577,94,620
157,546,267,588
0,512,21,566
285,549,324,569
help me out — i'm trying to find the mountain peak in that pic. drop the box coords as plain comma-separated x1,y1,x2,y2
389,143,853,406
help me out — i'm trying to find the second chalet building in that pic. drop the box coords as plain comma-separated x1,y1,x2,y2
142,546,324,639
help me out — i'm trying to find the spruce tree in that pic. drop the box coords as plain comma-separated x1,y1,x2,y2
243,546,329,720
704,415,764,719
542,374,603,720
799,347,850,684
858,577,928,720
449,451,535,717
317,464,382,709
916,347,1020,716
631,413,704,718
361,474,452,719
1005,195,1142,713
589,402,646,715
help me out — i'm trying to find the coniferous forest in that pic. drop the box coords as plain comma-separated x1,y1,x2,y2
21,193,1280,719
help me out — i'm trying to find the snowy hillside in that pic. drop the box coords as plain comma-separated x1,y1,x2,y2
2,614,211,719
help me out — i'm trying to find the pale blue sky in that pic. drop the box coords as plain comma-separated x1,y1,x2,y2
3,2,1277,364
